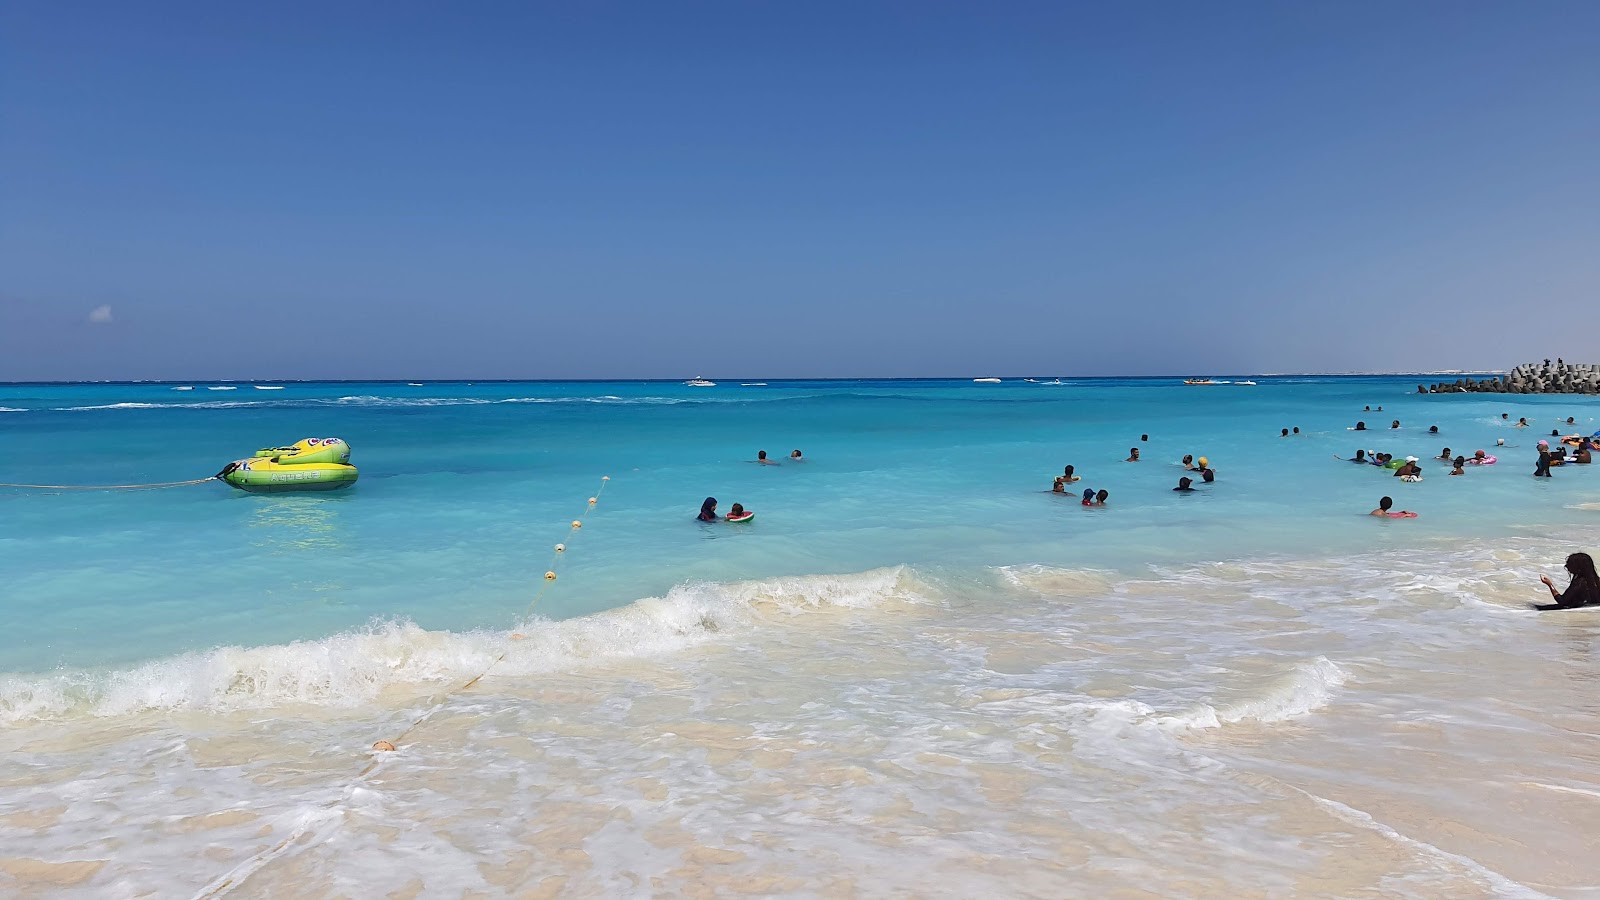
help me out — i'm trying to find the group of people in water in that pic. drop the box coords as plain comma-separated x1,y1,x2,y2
1049,446,1216,504
695,450,806,523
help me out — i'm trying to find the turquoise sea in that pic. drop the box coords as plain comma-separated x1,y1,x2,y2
3,377,1599,896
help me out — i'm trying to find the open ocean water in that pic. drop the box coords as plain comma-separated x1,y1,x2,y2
3,376,1599,897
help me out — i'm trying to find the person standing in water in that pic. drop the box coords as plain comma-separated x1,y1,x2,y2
1535,441,1554,477
1061,465,1081,483
1181,454,1196,470
789,450,804,461
1126,448,1140,462
1370,496,1416,518
1195,457,1215,482
1051,477,1067,493
1173,477,1197,492
697,497,719,521
1095,489,1109,506
1450,456,1466,475
1081,488,1096,506
755,450,779,465
1436,447,1452,460
1533,553,1600,610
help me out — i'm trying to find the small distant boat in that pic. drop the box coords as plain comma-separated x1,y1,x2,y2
253,385,285,390
172,386,194,391
1233,380,1257,386
407,383,424,386
973,377,1002,383
1183,378,1229,385
685,378,716,387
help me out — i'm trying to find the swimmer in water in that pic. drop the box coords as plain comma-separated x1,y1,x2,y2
790,449,803,460
1126,448,1140,462
1173,476,1196,492
1394,457,1422,478
1062,464,1081,483
1370,496,1415,518
1566,417,1576,425
1052,477,1067,493
1516,417,1529,428
1428,425,1438,434
1181,454,1195,470
726,502,751,520
1533,552,1600,610
1195,457,1215,482
1281,428,1290,437
1450,456,1466,475
1502,413,1510,420
697,497,719,522
1095,489,1109,506
1364,405,1372,412
1351,449,1369,464
1354,421,1367,431
1436,447,1452,460
1081,488,1096,507
1471,449,1491,464
1141,434,1149,442
1293,427,1300,435
1391,420,1401,430
755,450,779,465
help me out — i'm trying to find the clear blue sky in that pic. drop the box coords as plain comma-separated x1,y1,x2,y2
2,2,1596,380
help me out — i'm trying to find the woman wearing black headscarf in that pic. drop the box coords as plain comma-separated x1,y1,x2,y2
697,497,719,522
1534,552,1600,610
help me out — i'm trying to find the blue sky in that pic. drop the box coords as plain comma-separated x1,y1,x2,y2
2,2,1596,380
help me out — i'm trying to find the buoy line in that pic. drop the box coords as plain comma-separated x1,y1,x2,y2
193,475,610,899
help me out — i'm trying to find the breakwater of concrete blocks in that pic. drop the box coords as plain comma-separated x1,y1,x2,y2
1421,361,1600,394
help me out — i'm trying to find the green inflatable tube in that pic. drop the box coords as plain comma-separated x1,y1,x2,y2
220,458,358,492
252,438,351,466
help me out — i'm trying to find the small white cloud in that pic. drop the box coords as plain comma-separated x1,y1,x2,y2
88,305,113,324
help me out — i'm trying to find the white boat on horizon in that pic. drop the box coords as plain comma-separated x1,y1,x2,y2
172,386,194,391
1183,378,1230,385
973,377,1002,383
685,378,716,387
253,385,285,390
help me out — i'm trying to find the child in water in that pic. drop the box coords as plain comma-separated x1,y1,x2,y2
1370,496,1417,518
1095,489,1109,506
1081,488,1096,507
1450,456,1466,475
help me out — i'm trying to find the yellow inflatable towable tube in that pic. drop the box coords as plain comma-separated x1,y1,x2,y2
219,437,358,492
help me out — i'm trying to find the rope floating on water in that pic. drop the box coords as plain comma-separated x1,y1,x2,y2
0,477,217,490
193,474,612,899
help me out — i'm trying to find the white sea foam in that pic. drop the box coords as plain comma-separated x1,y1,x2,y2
0,406,23,412
0,567,921,725
1160,657,1348,730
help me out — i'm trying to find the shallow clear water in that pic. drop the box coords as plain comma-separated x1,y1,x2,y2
3,377,1599,896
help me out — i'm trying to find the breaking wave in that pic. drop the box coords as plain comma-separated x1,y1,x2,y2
0,567,925,725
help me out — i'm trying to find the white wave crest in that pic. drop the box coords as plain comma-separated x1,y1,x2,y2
52,395,692,411
0,567,922,725
1160,657,1348,730
0,406,23,412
